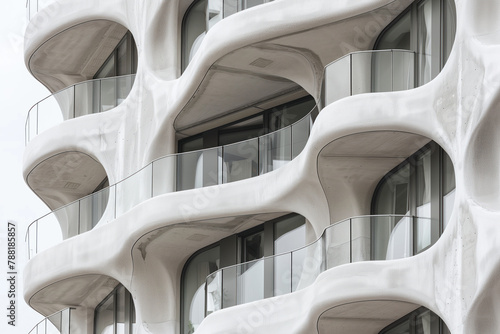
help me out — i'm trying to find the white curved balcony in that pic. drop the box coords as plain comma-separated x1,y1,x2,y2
25,74,135,144
202,215,435,316
25,49,416,258
26,107,318,258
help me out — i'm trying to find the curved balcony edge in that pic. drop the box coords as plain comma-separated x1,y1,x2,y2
25,74,136,145
25,106,319,259
27,307,74,334
25,48,418,259
202,214,436,316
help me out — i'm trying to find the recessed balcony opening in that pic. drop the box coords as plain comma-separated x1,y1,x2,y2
26,24,137,143
28,274,120,322
181,0,275,72
180,212,309,334
318,132,456,261
175,95,316,188
317,301,450,334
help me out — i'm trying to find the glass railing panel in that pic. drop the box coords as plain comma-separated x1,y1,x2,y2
237,259,264,305
415,216,436,254
350,216,372,262
101,77,118,112
47,311,62,334
223,0,238,17
291,239,323,292
177,147,221,191
116,75,135,105
115,164,153,217
152,156,177,196
222,265,237,309
393,50,415,91
291,111,314,159
208,0,223,29
259,126,291,174
205,270,222,315
28,308,72,334
74,80,100,118
325,219,351,270
353,51,393,94
37,323,47,334
79,187,110,233
26,75,135,143
223,138,258,183
273,252,292,296
351,52,374,95
372,215,413,261
53,86,76,121
36,215,64,253
242,0,266,10
36,95,65,137
101,184,117,225
61,308,71,334
53,201,80,239
323,54,351,106
27,106,38,144
27,221,38,259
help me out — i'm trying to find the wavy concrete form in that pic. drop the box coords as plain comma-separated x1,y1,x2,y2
22,0,500,333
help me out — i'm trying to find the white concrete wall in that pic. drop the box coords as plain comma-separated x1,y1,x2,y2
22,0,500,333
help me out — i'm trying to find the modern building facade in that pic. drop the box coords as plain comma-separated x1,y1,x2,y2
22,0,500,333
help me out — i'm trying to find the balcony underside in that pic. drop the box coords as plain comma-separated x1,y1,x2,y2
318,131,430,222
318,300,420,334
174,0,412,135
27,19,128,92
26,151,107,210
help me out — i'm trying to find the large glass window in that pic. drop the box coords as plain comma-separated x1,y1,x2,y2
182,246,220,334
372,143,455,259
417,0,433,85
178,96,314,153
375,0,456,85
181,213,306,334
380,307,450,334
95,285,136,334
95,32,138,79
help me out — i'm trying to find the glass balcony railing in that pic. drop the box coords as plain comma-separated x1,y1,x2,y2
25,49,417,259
204,215,435,315
27,308,73,334
25,75,136,144
321,49,415,108
25,107,318,258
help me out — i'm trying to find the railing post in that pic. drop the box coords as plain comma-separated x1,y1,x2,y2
73,85,76,119
221,269,224,309
290,251,293,293
35,221,38,256
349,218,352,263
349,54,353,96
204,281,208,317
36,105,39,138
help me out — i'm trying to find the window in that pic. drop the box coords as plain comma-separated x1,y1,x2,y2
379,307,450,334
182,246,220,334
181,213,306,334
371,142,455,259
95,285,136,334
375,0,457,85
178,96,314,153
94,32,138,79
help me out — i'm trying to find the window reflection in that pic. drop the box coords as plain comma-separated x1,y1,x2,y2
372,143,455,258
380,307,449,334
94,285,136,334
